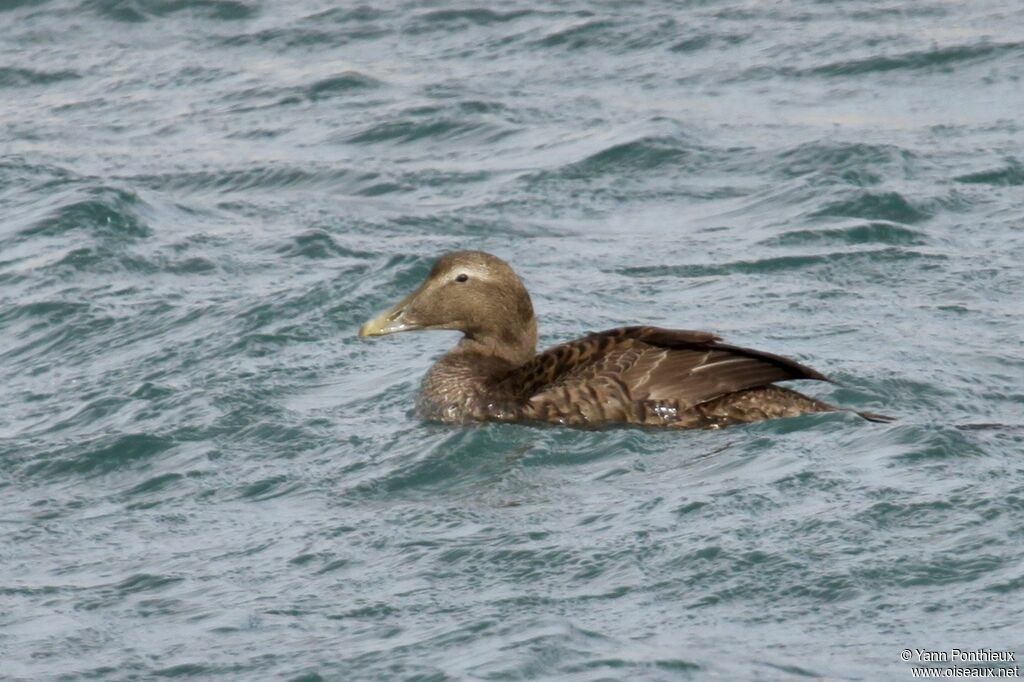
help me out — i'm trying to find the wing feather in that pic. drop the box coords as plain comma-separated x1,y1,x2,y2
500,326,828,415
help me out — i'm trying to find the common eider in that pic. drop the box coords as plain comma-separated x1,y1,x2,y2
359,251,891,428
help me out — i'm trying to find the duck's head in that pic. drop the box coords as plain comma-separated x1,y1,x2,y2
359,251,537,364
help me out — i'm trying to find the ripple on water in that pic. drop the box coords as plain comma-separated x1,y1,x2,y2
0,66,81,88
273,229,375,260
23,433,174,479
347,425,532,499
219,71,385,112
521,131,711,194
217,7,392,49
305,71,383,99
883,424,990,462
18,185,151,240
127,165,354,195
617,247,947,278
236,475,302,502
809,40,1024,77
405,7,536,33
557,135,706,180
122,472,186,497
669,31,748,53
760,221,928,247
774,140,917,185
2,301,118,363
533,18,616,49
342,112,516,147
954,158,1024,186
80,0,256,23
73,573,186,613
809,191,931,224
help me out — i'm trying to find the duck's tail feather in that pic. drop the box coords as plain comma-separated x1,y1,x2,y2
853,410,895,423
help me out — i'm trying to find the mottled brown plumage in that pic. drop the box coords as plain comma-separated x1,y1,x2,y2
359,251,890,428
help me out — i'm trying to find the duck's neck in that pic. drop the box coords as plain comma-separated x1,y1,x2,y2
455,316,537,368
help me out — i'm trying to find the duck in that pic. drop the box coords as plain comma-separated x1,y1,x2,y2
358,250,891,428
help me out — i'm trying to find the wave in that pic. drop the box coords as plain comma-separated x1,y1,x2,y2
344,117,514,146
523,132,708,190
955,159,1024,186
18,185,152,239
346,424,644,502
79,0,255,23
128,165,348,194
534,19,615,49
406,8,536,32
761,222,927,247
810,191,931,224
0,66,80,88
217,70,384,113
218,7,391,47
24,432,174,478
810,41,1024,77
669,32,748,53
617,247,946,278
274,229,375,261
774,141,917,185
306,72,382,99
562,136,703,178
531,15,685,53
2,297,89,320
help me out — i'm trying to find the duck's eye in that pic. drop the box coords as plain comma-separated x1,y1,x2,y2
455,273,469,283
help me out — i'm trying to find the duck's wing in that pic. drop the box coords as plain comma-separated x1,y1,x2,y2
500,326,829,416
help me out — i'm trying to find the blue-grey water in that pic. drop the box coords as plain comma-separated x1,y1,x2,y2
2,1,1024,680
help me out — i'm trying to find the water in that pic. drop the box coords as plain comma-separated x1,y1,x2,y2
2,0,1024,679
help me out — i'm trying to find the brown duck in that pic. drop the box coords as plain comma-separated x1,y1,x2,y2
359,251,890,428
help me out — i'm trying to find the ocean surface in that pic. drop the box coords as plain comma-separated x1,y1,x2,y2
2,0,1024,679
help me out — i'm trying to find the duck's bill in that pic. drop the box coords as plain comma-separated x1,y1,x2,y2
358,299,418,337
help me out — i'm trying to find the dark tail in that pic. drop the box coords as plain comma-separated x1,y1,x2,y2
853,410,895,423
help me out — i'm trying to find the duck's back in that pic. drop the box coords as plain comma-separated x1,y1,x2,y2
510,327,836,427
